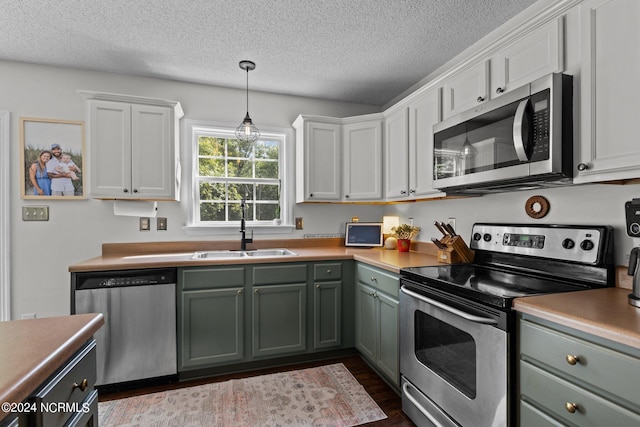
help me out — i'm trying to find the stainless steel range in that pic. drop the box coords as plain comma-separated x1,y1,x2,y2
399,223,615,427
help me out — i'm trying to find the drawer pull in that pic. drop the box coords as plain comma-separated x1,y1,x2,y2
316,284,320,288
565,402,579,414
237,289,243,294
326,269,332,274
370,277,377,282
73,378,89,392
566,354,580,365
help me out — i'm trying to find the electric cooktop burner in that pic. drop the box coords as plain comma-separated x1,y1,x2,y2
401,223,615,311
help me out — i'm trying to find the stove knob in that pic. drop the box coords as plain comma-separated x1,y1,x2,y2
473,233,482,241
483,233,492,242
562,238,575,249
580,239,595,251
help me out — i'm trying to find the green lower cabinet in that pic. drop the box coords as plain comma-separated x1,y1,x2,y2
355,262,399,388
314,281,342,349
252,283,307,357
179,287,244,370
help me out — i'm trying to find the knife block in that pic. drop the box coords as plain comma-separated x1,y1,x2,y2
437,235,475,264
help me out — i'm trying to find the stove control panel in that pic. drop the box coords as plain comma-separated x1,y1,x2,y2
470,224,610,264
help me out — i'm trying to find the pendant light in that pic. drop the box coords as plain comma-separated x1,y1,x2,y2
235,60,260,143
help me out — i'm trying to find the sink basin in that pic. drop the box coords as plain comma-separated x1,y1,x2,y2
244,249,297,257
191,250,246,259
191,249,297,260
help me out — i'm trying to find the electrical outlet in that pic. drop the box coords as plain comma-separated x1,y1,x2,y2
295,217,304,230
447,217,456,231
157,217,167,231
22,206,49,221
139,217,150,231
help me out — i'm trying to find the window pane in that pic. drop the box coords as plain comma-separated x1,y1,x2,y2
228,183,254,201
256,203,278,221
198,137,224,157
227,159,252,178
199,158,225,177
254,140,279,160
200,202,225,221
256,184,278,201
229,202,253,221
199,182,225,201
227,139,254,158
255,160,278,179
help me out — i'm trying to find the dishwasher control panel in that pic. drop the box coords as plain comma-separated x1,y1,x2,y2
73,268,177,289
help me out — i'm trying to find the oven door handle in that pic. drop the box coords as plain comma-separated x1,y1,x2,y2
402,381,447,427
401,286,498,325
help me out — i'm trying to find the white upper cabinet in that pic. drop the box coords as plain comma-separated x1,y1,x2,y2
574,0,640,183
491,17,564,97
442,61,490,120
442,17,564,120
409,88,443,199
385,87,443,201
384,107,410,199
343,119,383,201
80,91,183,200
293,116,342,202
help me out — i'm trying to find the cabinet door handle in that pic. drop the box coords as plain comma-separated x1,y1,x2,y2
477,96,485,103
254,288,259,293
237,289,243,294
577,163,589,171
123,188,129,193
496,87,504,94
72,378,89,392
400,190,407,195
345,194,350,198
409,189,416,194
133,189,138,193
565,402,579,414
565,354,580,365
370,277,377,282
309,193,314,198
316,284,321,288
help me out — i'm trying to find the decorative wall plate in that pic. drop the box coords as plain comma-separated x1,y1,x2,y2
525,195,550,219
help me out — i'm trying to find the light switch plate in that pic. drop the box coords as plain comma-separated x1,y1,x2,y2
295,217,304,230
157,217,167,231
22,206,49,221
139,217,150,231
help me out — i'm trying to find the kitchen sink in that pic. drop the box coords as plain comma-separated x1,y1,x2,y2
191,248,297,260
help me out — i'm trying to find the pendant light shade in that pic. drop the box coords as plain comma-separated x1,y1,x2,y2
235,60,260,143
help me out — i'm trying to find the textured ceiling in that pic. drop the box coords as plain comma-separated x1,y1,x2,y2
1,0,537,106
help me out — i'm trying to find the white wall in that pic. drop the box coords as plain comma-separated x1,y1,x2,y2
1,60,384,320
383,184,640,267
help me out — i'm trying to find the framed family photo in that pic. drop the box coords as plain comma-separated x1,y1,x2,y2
20,117,85,199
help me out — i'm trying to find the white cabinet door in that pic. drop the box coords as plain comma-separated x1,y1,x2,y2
575,0,640,183
89,100,132,198
83,92,182,200
384,108,410,200
295,119,341,202
491,17,564,97
131,104,175,198
343,120,383,200
442,60,489,120
409,88,444,199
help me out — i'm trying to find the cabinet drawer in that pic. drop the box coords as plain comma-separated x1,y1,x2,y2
520,400,564,427
253,264,307,285
180,267,245,290
520,361,640,427
357,263,398,297
314,263,342,281
31,340,97,427
520,320,640,407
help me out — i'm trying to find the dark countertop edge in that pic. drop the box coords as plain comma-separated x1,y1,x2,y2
0,313,104,421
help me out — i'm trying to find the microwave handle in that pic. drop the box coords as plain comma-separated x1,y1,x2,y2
513,99,531,162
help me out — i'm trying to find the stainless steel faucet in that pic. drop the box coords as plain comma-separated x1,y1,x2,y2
240,199,253,251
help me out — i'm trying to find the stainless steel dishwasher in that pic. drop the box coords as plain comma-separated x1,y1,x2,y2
72,268,177,387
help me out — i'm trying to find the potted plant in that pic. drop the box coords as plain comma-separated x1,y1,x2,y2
391,224,420,252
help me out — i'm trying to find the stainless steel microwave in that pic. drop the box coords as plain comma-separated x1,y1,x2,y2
433,73,573,194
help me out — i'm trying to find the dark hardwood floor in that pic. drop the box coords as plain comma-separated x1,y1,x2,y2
99,354,416,426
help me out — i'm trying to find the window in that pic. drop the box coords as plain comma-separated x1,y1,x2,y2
191,126,284,225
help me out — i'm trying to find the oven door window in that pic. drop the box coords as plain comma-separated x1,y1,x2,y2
414,310,476,398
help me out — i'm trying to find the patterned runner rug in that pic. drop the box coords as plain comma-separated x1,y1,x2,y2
99,363,387,427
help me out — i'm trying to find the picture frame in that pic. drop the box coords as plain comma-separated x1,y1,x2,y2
20,117,85,199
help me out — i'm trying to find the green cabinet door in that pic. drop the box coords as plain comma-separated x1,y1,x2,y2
252,283,307,357
314,281,342,349
376,291,399,384
178,287,244,370
355,282,377,361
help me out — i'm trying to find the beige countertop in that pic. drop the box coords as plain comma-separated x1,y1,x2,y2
514,288,640,349
68,238,442,273
0,313,104,421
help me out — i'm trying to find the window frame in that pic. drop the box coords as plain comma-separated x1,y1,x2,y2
183,119,294,234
